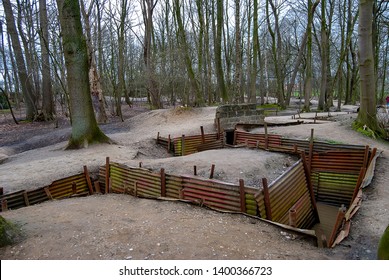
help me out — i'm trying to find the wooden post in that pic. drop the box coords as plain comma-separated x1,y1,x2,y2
328,205,347,247
160,168,166,197
289,209,297,227
134,181,138,197
368,147,377,168
108,177,112,193
301,153,320,223
1,199,8,211
72,182,77,195
262,178,272,221
314,111,317,123
362,145,370,170
84,165,94,195
351,167,366,204
193,165,197,176
200,126,205,144
217,118,221,140
167,135,171,152
94,181,101,193
308,129,314,173
239,179,247,213
157,132,160,144
181,135,185,156
23,191,30,206
105,157,110,194
209,164,215,179
44,187,53,200
264,123,269,150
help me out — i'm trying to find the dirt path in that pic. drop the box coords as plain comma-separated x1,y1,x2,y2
0,105,388,260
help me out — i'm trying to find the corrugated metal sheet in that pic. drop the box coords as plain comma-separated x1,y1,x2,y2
173,133,220,156
49,173,89,199
109,162,161,197
267,160,317,228
0,172,91,211
180,176,242,212
0,190,27,210
234,130,282,149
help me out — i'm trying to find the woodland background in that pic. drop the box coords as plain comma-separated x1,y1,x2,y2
0,0,388,122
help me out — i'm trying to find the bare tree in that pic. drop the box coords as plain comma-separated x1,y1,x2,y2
357,0,383,135
142,0,161,109
2,0,37,120
39,0,55,120
56,0,111,148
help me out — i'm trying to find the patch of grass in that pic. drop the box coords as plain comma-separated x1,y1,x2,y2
256,104,281,110
352,121,379,139
0,215,23,247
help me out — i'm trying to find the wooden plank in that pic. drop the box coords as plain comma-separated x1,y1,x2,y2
262,178,272,220
84,165,94,194
239,179,246,213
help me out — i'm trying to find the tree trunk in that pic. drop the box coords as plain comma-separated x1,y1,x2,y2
318,0,327,111
357,0,382,134
39,0,55,120
2,0,37,120
142,0,161,109
174,0,203,106
214,0,228,103
56,0,110,149
80,0,108,123
233,0,242,103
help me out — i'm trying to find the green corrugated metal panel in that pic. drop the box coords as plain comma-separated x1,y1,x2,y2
109,163,161,197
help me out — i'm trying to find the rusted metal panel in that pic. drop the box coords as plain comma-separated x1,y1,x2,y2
173,133,220,156
26,186,50,205
253,160,318,229
49,173,89,199
0,190,27,211
197,140,224,152
109,163,161,196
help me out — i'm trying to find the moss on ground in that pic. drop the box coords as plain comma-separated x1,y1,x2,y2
0,215,22,247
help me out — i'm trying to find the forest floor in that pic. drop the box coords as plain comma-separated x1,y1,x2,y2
0,100,388,260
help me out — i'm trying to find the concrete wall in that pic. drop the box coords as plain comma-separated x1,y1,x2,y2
215,103,265,130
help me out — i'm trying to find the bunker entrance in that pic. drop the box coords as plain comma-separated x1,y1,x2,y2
224,129,235,145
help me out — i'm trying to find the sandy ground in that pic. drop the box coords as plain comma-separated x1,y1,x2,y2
0,103,388,260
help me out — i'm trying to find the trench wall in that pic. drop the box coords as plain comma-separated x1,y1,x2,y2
0,168,93,211
0,127,378,248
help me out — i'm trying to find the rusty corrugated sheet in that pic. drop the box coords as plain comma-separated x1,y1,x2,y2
109,162,161,197
254,160,317,229
173,133,219,156
49,173,89,199
165,174,182,199
0,190,27,211
234,130,282,148
197,140,224,152
26,186,50,205
180,176,242,212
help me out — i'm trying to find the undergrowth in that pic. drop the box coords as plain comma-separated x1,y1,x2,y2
0,215,23,247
